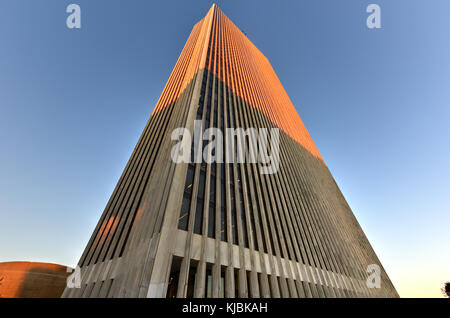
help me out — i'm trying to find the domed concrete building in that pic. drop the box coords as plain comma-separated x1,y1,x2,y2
0,261,70,298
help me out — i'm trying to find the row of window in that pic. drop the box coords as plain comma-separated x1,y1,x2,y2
177,24,294,264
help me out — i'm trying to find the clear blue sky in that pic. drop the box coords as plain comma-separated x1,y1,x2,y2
0,0,448,297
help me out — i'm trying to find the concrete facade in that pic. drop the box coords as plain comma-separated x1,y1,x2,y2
63,5,398,298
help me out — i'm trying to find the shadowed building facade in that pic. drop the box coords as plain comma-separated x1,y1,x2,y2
63,5,398,298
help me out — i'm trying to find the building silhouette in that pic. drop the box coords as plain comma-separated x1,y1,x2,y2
63,4,398,298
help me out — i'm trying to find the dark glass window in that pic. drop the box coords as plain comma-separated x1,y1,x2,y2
178,164,195,231
208,164,216,238
194,170,206,234
220,170,226,241
178,193,191,231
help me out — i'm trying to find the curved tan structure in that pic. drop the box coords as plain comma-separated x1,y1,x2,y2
0,261,69,298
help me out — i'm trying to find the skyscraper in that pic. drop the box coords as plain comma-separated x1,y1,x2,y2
63,4,398,298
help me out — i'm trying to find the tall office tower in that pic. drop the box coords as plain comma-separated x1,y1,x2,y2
63,5,398,298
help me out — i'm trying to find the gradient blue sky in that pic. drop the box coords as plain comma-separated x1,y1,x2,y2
0,0,449,297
